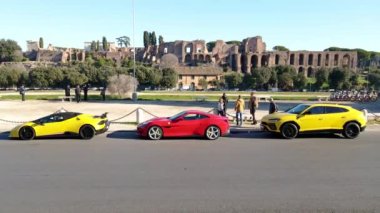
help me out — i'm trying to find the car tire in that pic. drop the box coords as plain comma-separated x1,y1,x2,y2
205,125,221,140
280,123,299,139
148,126,163,140
343,122,360,139
19,126,35,140
79,125,95,140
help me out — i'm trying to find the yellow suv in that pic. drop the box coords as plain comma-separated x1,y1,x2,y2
261,103,367,139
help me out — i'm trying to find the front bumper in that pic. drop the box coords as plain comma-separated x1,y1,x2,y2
260,122,279,132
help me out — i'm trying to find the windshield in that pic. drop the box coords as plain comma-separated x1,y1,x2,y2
169,111,187,121
285,104,310,114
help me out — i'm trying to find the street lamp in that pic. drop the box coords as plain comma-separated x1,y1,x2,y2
132,0,137,101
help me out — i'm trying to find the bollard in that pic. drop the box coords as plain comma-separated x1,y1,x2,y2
136,108,144,124
132,92,138,102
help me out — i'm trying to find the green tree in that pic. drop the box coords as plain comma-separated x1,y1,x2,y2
198,78,208,90
160,68,178,88
96,40,100,52
329,68,351,90
158,35,164,45
0,66,23,88
116,36,130,47
226,40,241,46
293,73,308,90
39,37,44,49
143,31,149,48
102,36,108,51
224,72,243,89
252,67,272,89
273,45,289,51
314,68,330,90
240,74,256,90
368,73,380,90
151,31,157,46
206,41,216,52
0,39,23,62
278,72,294,91
90,41,96,51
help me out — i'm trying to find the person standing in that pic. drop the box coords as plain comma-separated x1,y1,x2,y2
249,92,259,125
100,86,106,101
269,98,278,114
19,85,26,101
221,93,228,116
65,84,71,101
217,98,225,116
83,83,89,101
75,85,81,103
234,95,245,126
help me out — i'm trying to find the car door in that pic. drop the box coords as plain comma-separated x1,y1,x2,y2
168,113,203,137
297,106,327,132
33,114,66,136
324,106,350,130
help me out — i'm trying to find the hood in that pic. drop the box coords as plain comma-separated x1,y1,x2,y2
138,117,170,126
262,112,296,121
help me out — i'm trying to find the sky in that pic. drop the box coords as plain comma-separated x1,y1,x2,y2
1,0,379,51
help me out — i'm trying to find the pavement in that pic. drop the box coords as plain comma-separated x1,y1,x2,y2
0,131,380,212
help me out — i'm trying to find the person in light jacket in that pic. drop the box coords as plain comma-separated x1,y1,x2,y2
234,95,245,126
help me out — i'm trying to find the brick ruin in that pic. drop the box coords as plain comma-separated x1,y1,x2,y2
22,36,358,77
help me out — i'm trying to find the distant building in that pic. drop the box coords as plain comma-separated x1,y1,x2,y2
176,66,223,90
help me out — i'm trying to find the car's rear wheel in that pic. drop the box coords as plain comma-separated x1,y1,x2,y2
205,125,221,140
19,126,35,140
343,122,360,139
148,126,163,140
80,125,95,140
280,123,298,139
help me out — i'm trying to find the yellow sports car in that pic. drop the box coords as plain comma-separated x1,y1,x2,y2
9,112,110,140
261,103,367,139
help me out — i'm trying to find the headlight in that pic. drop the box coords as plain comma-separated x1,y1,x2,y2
268,118,281,122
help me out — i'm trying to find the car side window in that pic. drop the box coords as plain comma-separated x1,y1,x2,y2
325,107,348,114
183,113,208,120
305,106,325,115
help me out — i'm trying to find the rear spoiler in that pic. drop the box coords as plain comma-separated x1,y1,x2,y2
94,112,108,119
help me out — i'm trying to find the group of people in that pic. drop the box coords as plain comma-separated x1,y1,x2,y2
65,84,107,103
217,92,278,126
17,84,106,102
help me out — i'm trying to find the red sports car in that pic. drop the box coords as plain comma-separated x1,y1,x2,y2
137,110,230,140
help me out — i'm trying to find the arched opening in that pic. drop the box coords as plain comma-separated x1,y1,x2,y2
190,82,195,91
251,55,258,68
299,54,304,66
317,54,322,66
325,54,330,66
185,54,192,64
307,67,314,77
231,54,237,71
275,54,280,65
199,55,205,63
290,54,295,65
261,55,268,67
342,54,350,68
298,67,304,74
205,55,211,63
308,54,313,66
241,55,247,73
334,54,339,66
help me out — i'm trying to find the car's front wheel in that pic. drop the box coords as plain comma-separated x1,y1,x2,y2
343,122,360,139
79,125,95,140
19,126,35,140
148,126,163,140
205,125,221,140
280,123,299,139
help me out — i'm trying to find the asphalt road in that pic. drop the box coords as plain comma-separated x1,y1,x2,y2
0,130,379,213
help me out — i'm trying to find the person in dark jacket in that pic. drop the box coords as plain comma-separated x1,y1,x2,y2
221,93,228,116
75,85,81,103
269,98,278,114
83,83,89,101
65,84,71,101
100,86,106,101
19,85,26,101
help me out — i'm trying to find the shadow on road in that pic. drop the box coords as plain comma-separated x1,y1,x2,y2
106,131,141,140
228,131,346,140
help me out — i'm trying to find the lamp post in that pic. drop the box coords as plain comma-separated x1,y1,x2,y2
132,0,137,101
